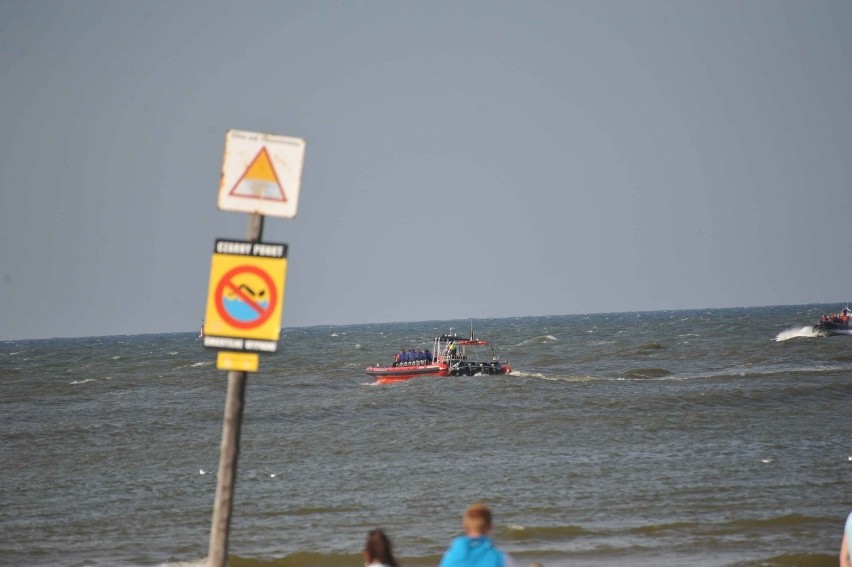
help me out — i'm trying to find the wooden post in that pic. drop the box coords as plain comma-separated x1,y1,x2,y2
207,213,264,567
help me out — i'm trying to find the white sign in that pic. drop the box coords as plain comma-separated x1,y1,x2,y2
218,129,306,218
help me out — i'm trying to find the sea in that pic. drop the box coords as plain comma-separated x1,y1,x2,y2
2,304,851,567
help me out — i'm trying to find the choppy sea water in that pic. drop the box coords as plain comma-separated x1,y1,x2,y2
1,304,851,567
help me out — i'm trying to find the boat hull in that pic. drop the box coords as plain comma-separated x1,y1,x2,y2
813,322,852,337
366,363,448,384
365,361,512,384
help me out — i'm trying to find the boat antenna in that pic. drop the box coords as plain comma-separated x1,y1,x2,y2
470,319,474,340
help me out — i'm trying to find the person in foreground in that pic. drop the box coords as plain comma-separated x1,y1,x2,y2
364,528,400,567
841,510,852,567
439,502,516,567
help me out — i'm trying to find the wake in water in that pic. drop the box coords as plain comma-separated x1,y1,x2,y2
775,326,818,341
508,369,547,379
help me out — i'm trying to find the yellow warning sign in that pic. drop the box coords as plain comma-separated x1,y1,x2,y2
216,351,259,372
244,147,278,182
203,239,288,353
229,147,286,201
218,129,306,218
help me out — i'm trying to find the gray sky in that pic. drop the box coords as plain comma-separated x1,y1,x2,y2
2,1,851,341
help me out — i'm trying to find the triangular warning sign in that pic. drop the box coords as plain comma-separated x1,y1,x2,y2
228,147,287,201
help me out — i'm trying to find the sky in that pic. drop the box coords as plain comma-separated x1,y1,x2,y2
2,1,852,341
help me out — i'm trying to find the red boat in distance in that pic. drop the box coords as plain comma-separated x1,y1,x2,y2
366,328,512,384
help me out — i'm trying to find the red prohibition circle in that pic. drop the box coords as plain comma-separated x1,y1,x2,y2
214,265,278,329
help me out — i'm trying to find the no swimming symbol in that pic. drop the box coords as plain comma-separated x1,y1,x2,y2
214,265,278,329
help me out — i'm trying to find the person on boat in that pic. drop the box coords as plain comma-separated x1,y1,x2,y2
447,343,459,358
424,348,433,363
393,350,403,367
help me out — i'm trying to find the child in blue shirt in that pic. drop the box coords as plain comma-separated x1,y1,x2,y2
439,503,516,567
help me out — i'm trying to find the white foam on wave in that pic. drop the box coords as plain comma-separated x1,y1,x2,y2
509,369,546,379
510,370,608,382
191,361,212,367
70,378,95,385
698,363,839,379
515,335,558,347
775,326,818,341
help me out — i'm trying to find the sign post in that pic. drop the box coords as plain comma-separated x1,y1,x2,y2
206,130,304,567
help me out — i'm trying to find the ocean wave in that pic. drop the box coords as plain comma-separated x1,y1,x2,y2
69,378,95,385
774,326,819,341
621,367,672,379
631,513,822,537
509,370,547,379
514,335,558,347
510,370,608,382
501,524,591,540
726,513,819,529
279,506,352,516
227,551,368,567
630,520,700,535
697,364,851,380
617,342,666,356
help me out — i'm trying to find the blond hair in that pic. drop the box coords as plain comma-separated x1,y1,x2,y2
463,502,493,535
